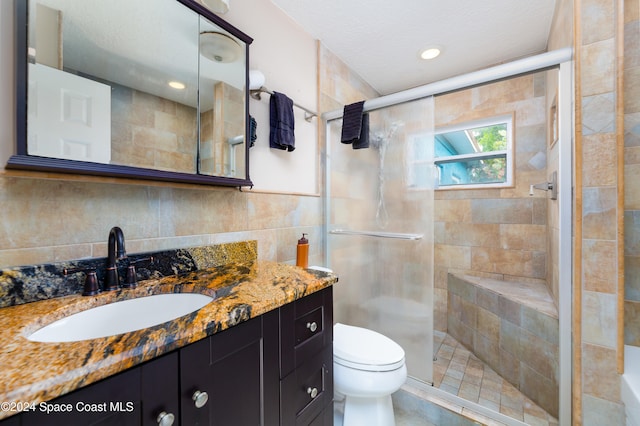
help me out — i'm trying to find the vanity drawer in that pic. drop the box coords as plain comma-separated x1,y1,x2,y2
280,346,333,425
295,306,324,345
280,287,333,377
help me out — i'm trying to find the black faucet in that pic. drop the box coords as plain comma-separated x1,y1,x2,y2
104,226,127,291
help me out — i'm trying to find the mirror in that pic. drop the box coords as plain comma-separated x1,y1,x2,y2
9,0,253,187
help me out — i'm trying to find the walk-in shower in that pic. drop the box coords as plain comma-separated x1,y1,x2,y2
323,48,573,426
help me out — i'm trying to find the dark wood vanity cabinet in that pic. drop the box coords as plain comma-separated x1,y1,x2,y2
279,287,334,425
179,316,264,425
15,351,178,426
1,287,333,426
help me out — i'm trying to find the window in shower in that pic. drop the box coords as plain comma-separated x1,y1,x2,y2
434,114,513,189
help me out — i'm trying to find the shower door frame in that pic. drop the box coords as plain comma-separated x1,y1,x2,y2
323,48,574,426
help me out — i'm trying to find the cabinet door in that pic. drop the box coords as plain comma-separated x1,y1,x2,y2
281,347,332,426
18,367,141,426
141,352,179,426
180,316,263,426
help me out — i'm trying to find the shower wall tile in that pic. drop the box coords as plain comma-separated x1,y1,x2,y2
582,133,618,185
447,274,560,417
582,239,618,293
625,300,640,345
434,199,472,222
582,395,626,426
471,247,546,279
583,291,618,348
627,113,640,147
582,94,616,135
583,187,619,240
472,75,535,109
583,343,620,402
582,0,616,44
477,308,500,341
625,255,640,301
436,223,501,247
498,224,547,251
520,364,558,418
582,39,617,96
434,71,554,334
626,165,640,209
470,199,535,224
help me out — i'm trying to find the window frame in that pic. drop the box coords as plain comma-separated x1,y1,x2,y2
434,113,514,190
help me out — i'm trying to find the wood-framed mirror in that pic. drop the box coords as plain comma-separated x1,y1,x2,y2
8,0,253,187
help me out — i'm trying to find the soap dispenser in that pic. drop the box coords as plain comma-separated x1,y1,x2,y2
296,233,309,268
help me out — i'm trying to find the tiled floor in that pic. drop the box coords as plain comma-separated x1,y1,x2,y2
431,331,559,425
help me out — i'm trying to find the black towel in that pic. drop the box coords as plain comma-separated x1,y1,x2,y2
352,113,370,149
269,92,295,152
341,101,365,144
249,115,257,147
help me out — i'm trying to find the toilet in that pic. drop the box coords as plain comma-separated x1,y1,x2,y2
333,322,407,426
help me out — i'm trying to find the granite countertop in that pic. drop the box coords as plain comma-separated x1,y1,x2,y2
0,260,337,420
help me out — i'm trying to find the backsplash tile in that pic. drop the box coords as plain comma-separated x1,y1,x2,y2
0,240,257,308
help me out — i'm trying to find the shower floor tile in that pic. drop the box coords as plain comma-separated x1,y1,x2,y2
432,331,558,425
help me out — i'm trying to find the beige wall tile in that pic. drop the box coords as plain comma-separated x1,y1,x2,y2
625,300,640,345
581,39,617,96
583,343,620,402
582,0,616,44
582,133,618,186
583,187,619,239
583,291,618,347
583,240,618,292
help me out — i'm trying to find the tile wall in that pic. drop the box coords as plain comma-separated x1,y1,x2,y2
111,83,198,173
624,0,640,346
447,274,560,417
433,73,551,331
575,0,629,422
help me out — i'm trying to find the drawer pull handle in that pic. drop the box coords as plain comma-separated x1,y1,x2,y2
192,390,209,408
157,411,175,426
306,321,318,332
307,387,318,399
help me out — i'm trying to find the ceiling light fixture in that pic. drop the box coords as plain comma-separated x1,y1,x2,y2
199,31,242,63
168,81,186,90
420,47,441,60
198,0,230,14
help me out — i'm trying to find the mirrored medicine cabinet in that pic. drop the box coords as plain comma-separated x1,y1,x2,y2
8,0,253,187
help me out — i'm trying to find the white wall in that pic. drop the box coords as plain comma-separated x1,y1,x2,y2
0,0,319,195
224,0,318,194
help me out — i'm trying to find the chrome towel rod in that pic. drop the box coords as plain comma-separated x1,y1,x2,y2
329,229,423,240
250,87,317,122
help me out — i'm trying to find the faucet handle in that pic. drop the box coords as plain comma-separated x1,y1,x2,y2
64,267,100,296
103,266,120,291
121,256,154,289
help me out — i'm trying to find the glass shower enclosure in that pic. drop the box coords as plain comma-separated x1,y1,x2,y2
324,97,435,384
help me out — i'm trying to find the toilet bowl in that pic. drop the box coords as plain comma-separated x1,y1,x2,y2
333,323,407,426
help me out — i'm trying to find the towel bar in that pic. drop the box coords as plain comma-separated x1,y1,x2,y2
329,229,423,240
250,87,317,122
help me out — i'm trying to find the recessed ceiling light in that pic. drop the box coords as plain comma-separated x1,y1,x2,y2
420,47,441,60
168,81,186,90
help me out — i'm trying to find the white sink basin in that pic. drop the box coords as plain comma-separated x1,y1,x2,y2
28,293,214,343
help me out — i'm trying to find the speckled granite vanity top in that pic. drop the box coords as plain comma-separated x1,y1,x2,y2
0,242,336,420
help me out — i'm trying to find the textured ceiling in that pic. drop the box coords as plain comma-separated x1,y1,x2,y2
271,0,558,95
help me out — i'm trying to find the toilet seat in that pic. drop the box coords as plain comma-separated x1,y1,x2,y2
333,323,405,372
